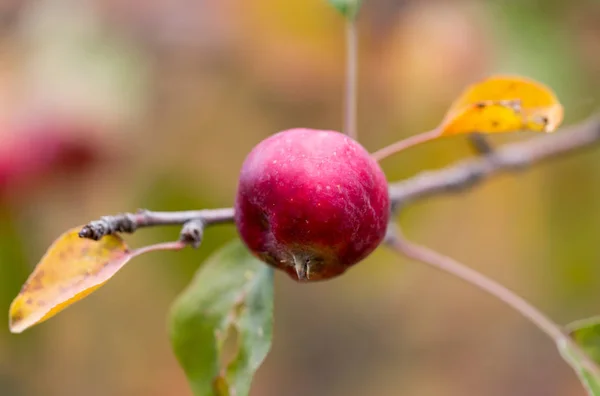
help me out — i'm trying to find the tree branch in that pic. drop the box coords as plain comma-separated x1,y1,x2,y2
79,208,234,241
78,117,600,243
386,225,600,385
388,116,600,209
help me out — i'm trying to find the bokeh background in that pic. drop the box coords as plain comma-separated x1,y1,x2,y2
1,0,600,395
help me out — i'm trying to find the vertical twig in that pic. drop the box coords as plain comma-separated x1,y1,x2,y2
344,19,358,140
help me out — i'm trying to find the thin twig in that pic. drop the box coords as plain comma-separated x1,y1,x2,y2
388,117,600,208
79,208,234,241
344,19,358,140
386,226,600,381
468,133,495,155
371,128,440,161
180,219,205,248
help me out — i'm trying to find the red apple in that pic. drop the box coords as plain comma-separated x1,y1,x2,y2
235,128,390,282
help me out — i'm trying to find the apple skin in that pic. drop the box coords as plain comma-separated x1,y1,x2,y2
234,128,390,282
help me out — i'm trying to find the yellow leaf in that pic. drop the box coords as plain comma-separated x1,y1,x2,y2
441,101,524,135
439,75,563,135
9,227,131,333
9,226,186,333
371,74,565,162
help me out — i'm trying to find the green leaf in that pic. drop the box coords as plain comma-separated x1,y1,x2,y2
328,0,363,19
168,239,274,396
558,317,600,395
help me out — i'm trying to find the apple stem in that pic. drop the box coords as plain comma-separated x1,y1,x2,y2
293,255,309,281
344,19,358,140
371,128,440,162
386,227,600,382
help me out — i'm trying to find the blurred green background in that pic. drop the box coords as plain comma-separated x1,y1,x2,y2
1,0,600,395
